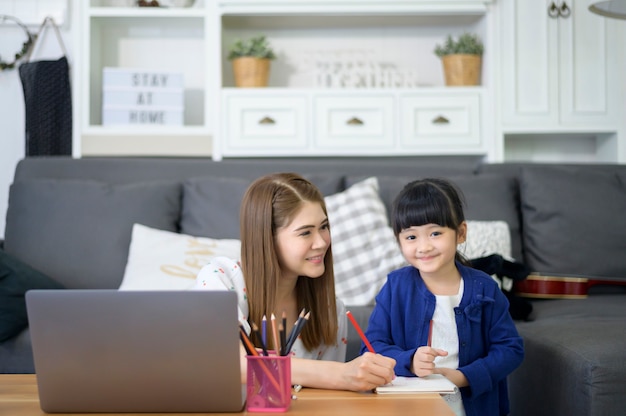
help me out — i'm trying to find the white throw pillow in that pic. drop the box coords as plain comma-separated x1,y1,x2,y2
459,220,512,260
325,177,407,306
119,223,241,290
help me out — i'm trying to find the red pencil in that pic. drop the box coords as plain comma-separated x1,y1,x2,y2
346,311,375,353
428,319,433,347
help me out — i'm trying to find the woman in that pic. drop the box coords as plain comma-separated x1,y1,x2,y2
195,172,395,391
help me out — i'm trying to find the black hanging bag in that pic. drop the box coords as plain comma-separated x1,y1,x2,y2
19,16,72,157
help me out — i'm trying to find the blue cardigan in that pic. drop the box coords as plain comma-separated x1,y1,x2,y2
363,263,524,416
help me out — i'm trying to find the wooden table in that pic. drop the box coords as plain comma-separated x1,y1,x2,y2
1,374,454,415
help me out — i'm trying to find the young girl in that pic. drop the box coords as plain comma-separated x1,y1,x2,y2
363,178,524,416
195,172,395,391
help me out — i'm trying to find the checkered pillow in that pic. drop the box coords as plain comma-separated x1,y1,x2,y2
459,220,512,260
325,177,407,306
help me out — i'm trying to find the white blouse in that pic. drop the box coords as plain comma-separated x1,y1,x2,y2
195,256,347,362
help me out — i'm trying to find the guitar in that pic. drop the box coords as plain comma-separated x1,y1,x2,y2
513,273,626,299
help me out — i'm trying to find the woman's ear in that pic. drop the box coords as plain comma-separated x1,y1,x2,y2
457,221,468,244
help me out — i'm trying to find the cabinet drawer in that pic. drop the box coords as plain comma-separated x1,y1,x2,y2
400,94,481,148
223,95,308,153
314,95,395,149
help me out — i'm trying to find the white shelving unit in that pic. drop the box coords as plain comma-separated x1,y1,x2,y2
75,1,214,156
214,0,496,160
73,0,624,162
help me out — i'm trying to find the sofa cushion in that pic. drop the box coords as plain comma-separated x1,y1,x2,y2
325,177,407,306
347,173,522,261
4,180,181,289
460,220,512,260
180,174,344,239
0,250,64,342
119,224,241,290
520,165,626,278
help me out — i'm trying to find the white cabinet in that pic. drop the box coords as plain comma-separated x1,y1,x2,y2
399,91,481,149
221,88,486,157
215,1,495,159
222,91,308,155
499,0,621,132
75,1,215,156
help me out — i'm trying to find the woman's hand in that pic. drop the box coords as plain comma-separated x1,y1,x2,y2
340,352,396,391
411,346,448,377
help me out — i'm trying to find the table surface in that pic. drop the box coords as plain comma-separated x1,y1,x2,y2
1,374,454,416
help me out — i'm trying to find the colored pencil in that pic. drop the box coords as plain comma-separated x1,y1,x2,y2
346,310,375,353
251,322,269,356
270,313,281,355
261,315,267,347
427,319,433,347
284,311,310,355
239,326,281,392
285,308,306,348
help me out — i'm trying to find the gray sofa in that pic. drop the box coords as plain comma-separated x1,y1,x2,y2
1,156,625,416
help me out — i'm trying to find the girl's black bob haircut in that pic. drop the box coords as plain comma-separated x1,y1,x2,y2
391,177,466,237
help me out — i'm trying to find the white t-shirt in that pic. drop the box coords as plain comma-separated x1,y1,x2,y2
432,279,465,416
195,256,347,362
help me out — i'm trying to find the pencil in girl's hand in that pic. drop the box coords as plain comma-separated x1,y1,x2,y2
346,310,375,353
428,319,433,347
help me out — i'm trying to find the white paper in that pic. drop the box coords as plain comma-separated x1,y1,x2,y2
375,374,456,394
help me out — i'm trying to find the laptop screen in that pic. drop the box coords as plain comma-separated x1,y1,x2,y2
26,289,245,413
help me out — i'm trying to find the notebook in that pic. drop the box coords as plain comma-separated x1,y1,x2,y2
375,374,457,394
25,289,245,413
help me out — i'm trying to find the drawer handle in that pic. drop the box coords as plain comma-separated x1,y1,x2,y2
346,117,364,126
432,115,450,125
258,116,275,125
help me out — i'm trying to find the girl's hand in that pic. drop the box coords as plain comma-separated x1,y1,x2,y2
341,352,396,391
411,346,448,377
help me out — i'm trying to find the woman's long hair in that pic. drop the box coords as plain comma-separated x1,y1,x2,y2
240,173,337,351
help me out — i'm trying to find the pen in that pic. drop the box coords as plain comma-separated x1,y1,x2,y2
346,310,375,354
428,319,433,347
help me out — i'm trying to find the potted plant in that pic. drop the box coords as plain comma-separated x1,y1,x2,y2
227,35,276,87
434,33,483,86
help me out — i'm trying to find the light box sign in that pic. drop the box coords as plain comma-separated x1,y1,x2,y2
102,68,184,126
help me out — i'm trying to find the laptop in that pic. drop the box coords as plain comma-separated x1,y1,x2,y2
25,289,245,413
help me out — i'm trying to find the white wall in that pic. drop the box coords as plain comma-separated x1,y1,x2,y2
0,5,72,239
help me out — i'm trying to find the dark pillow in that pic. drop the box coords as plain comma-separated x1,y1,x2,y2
4,179,181,290
180,174,344,239
520,165,626,278
180,176,252,239
0,250,64,342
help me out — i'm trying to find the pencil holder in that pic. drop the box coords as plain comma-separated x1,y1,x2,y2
246,353,291,412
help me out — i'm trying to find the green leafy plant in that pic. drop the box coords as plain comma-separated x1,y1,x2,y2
434,33,484,57
227,35,276,60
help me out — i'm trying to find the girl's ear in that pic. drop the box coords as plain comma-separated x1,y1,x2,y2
457,221,468,244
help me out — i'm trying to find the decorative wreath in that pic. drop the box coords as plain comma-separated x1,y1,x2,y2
0,15,35,71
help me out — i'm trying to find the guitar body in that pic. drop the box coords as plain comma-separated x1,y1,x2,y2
514,274,626,299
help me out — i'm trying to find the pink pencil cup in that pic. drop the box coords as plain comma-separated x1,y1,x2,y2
246,353,291,412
